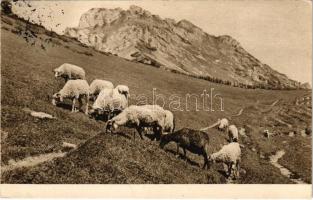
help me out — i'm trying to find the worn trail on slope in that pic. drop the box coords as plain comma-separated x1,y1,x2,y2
269,150,305,184
1,152,67,173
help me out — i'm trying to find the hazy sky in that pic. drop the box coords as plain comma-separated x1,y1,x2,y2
13,0,312,84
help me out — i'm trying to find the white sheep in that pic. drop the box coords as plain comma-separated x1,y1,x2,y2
263,129,277,138
227,125,239,142
115,85,130,99
105,105,166,140
52,80,89,114
139,105,175,134
53,63,85,82
208,142,241,179
89,79,114,100
90,88,128,120
218,118,229,131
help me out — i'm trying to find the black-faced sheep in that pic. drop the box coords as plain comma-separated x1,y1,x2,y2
89,79,114,101
53,63,85,82
90,88,128,120
159,128,210,169
115,85,130,99
105,105,166,140
227,124,239,142
52,79,89,114
208,142,241,179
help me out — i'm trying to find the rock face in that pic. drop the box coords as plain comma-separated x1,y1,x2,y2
65,5,300,89
300,82,311,89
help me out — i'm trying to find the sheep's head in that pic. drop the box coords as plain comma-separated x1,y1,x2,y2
52,93,63,105
53,69,63,78
207,155,216,164
105,120,118,133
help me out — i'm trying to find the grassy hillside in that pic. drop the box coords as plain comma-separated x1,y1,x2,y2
1,13,311,184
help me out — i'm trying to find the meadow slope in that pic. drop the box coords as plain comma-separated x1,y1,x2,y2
1,14,311,184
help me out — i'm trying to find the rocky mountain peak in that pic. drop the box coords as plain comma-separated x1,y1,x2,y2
65,5,300,89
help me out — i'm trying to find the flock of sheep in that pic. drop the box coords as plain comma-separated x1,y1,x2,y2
51,63,242,180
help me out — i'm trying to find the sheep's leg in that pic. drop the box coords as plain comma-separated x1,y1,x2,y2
176,144,180,158
154,126,162,141
227,163,232,178
78,97,83,112
203,154,209,169
183,148,187,160
107,111,111,121
85,94,89,115
136,127,144,140
235,161,240,179
72,98,76,112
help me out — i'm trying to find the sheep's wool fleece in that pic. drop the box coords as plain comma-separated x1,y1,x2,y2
212,142,241,163
112,105,166,126
89,79,114,94
219,118,229,128
92,88,114,109
228,125,239,138
92,89,127,111
59,80,89,98
164,110,174,131
55,63,85,79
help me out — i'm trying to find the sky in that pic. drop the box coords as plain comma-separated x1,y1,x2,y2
12,0,312,84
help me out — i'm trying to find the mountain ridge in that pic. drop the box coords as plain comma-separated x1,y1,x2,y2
65,5,303,89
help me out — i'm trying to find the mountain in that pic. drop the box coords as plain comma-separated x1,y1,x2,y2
65,5,300,89
300,82,311,89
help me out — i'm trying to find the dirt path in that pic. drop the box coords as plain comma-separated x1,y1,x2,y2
232,108,243,117
269,150,305,184
1,152,67,173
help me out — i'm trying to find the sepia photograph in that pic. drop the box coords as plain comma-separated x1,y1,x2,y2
0,0,312,198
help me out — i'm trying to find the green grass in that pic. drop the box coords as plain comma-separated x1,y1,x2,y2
1,13,311,184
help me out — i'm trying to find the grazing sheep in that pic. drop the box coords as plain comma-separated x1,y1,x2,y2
160,128,210,169
263,129,277,138
227,125,239,142
140,107,175,135
90,88,128,120
105,105,166,140
208,142,241,179
52,80,89,114
89,79,114,100
53,63,85,82
115,85,130,99
218,118,229,131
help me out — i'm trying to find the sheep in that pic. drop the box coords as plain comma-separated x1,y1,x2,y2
53,63,85,82
89,79,114,100
115,85,130,99
139,106,175,136
263,129,277,138
218,118,229,131
105,105,166,140
90,88,128,120
227,125,239,142
208,142,241,179
159,128,210,169
52,80,89,114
